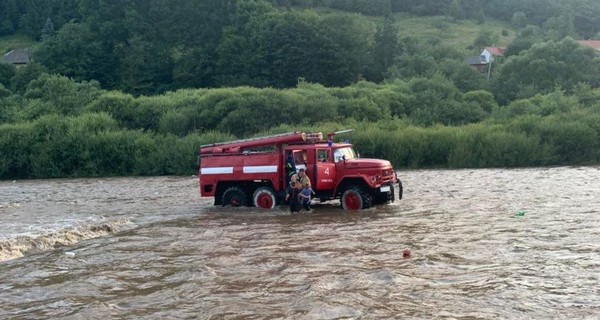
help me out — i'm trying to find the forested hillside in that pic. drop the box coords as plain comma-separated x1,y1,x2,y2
1,0,600,179
2,0,600,94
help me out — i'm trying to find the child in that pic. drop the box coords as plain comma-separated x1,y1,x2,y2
298,182,315,212
285,181,301,213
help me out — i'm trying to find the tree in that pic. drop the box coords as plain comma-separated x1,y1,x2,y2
217,2,370,88
216,0,274,87
504,25,542,56
41,17,55,37
460,0,484,22
17,74,100,120
319,13,373,84
265,11,347,87
511,11,528,29
438,59,487,92
0,63,16,87
403,75,480,126
19,0,51,39
493,38,600,104
36,22,117,86
117,36,175,95
9,62,48,93
76,0,130,89
463,90,497,112
172,47,219,89
369,17,401,82
569,0,600,39
0,0,19,35
170,0,236,89
472,29,498,49
354,0,392,16
448,0,464,21
543,15,578,41
49,0,81,28
390,0,452,16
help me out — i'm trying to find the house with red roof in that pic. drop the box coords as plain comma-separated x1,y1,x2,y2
465,46,505,73
466,41,599,74
577,40,600,55
480,47,505,64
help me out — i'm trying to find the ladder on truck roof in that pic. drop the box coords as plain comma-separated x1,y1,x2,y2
200,130,352,149
200,131,305,149
199,131,324,155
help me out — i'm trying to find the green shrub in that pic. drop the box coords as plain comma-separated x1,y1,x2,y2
0,122,33,178
85,91,137,128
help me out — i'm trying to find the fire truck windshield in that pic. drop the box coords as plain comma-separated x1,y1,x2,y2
334,147,356,163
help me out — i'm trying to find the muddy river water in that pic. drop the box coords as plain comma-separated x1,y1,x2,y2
1,167,599,319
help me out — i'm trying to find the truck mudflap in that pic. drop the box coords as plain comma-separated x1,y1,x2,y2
397,180,403,200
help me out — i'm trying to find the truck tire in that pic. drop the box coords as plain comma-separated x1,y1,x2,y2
222,186,247,207
253,187,276,209
341,186,371,210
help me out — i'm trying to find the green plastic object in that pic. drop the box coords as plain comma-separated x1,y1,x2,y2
515,211,525,216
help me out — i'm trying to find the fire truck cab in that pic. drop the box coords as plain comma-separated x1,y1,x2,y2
199,131,402,210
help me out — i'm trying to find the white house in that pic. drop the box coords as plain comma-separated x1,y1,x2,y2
480,47,505,64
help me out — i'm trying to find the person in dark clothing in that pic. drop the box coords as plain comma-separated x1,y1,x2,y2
285,153,297,187
285,181,301,213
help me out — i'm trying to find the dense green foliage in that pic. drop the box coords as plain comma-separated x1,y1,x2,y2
1,74,600,179
2,0,600,179
2,0,600,95
493,38,600,104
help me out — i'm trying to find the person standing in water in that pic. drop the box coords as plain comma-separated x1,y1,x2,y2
285,181,301,213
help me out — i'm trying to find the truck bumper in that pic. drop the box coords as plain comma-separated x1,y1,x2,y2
377,180,402,203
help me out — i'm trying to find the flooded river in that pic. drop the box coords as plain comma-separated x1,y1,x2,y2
1,167,599,319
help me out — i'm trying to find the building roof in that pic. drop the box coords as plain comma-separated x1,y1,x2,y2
465,56,484,65
484,47,505,56
577,40,600,51
2,48,31,64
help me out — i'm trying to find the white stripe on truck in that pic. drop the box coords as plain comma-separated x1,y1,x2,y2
243,165,278,173
201,167,234,174
201,166,279,175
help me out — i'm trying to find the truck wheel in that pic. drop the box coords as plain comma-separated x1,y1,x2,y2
222,187,247,207
253,187,276,209
341,186,371,210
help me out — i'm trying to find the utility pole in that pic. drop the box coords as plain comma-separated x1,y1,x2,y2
487,56,493,80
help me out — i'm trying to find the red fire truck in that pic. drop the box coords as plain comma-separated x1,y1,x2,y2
198,131,402,210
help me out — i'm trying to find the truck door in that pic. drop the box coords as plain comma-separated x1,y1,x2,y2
293,150,312,185
293,150,306,171
315,149,335,191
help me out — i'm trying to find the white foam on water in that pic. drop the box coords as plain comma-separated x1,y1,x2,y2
0,218,131,262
